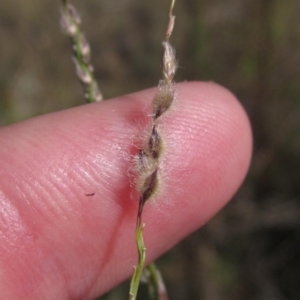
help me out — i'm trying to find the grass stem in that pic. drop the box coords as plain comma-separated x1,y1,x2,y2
61,0,103,103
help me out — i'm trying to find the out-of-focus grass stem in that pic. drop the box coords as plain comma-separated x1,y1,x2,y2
61,0,103,103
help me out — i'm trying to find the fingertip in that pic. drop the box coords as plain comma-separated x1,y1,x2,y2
0,81,252,299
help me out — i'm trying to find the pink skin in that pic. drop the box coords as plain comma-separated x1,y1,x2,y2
0,82,252,299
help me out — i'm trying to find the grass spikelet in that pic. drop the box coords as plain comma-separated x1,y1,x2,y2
128,1,177,299
60,0,103,103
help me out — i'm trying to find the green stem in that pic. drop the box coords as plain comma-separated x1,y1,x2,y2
129,214,146,300
145,263,169,300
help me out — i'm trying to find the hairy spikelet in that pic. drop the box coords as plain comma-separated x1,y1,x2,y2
135,4,177,217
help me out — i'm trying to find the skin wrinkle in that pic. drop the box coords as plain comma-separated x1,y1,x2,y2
2,149,76,223
26,163,79,224
160,124,209,192
88,150,132,213
37,118,125,214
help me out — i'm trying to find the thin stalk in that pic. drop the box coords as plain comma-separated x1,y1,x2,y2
61,0,103,103
145,263,169,300
128,1,176,299
129,201,146,300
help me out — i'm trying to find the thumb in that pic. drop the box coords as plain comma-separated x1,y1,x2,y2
0,81,252,300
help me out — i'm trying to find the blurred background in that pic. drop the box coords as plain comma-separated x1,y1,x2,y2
1,0,300,299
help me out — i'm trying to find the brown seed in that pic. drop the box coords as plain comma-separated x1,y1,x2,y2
149,126,161,159
141,169,158,202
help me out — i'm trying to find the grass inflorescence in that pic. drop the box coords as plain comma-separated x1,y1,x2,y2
129,1,177,299
61,0,103,103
